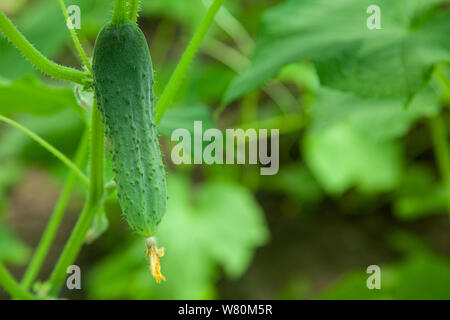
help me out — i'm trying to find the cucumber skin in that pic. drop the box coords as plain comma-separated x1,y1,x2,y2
92,21,167,238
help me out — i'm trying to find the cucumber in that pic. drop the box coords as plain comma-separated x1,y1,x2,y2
92,21,167,239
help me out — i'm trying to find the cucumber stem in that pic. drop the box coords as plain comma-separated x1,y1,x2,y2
112,0,129,24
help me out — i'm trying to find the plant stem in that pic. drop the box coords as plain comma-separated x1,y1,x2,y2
435,66,450,104
21,130,89,291
46,104,104,297
57,0,92,73
202,0,253,56
155,0,225,123
129,0,140,22
0,115,88,186
112,0,128,24
0,11,87,85
0,263,37,300
428,115,450,215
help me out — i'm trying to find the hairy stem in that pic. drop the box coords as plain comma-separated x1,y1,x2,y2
21,130,89,291
0,115,88,185
112,0,128,24
0,11,87,84
46,104,104,297
129,0,140,22
0,263,37,300
57,0,92,73
155,0,225,123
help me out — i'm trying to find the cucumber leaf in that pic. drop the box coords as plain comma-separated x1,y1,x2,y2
224,0,450,104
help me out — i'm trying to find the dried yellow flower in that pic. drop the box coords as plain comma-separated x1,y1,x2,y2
146,237,165,283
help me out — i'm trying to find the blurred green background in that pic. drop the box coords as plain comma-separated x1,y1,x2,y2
0,0,449,299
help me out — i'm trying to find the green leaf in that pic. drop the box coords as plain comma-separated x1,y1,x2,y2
322,233,450,299
157,103,215,137
224,0,450,103
87,174,269,299
309,87,441,141
261,163,323,205
0,225,30,265
393,165,447,220
141,0,206,28
0,161,24,219
303,121,402,194
321,270,392,300
0,0,72,80
0,109,85,164
0,76,82,117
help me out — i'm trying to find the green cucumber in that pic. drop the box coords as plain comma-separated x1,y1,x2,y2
92,21,167,239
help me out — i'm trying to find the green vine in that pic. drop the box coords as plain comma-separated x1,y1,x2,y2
0,115,88,185
45,105,104,297
155,0,226,123
0,263,37,300
0,11,88,85
57,0,92,73
21,130,89,291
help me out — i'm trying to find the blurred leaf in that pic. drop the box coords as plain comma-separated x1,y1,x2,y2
321,270,392,300
391,252,450,299
0,225,30,265
303,121,402,194
278,276,311,300
323,233,450,299
186,62,236,104
278,62,320,94
141,0,205,28
261,163,323,205
393,165,447,220
0,0,71,80
0,160,23,189
87,174,269,299
309,87,441,141
158,104,215,137
224,0,450,103
0,161,24,219
0,109,84,164
0,76,83,117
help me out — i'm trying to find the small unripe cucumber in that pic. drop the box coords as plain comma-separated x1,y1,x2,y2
92,21,167,238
